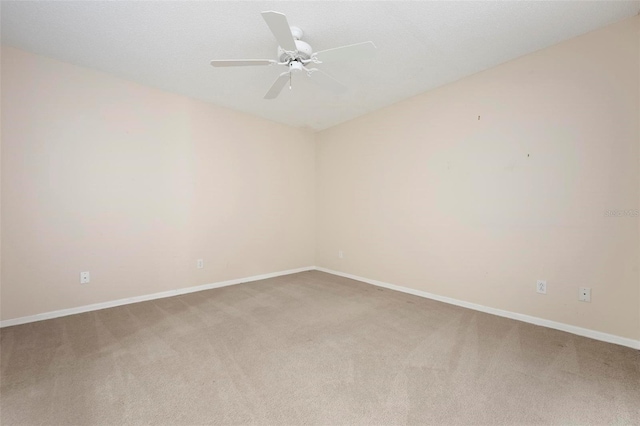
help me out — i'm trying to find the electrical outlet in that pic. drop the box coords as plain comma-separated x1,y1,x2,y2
536,280,547,294
338,250,344,259
80,271,90,284
197,259,204,269
579,287,591,302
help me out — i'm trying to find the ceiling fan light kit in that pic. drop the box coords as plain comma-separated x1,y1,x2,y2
210,11,376,99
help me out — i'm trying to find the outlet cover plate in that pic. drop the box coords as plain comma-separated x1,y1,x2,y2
536,280,547,294
579,287,591,302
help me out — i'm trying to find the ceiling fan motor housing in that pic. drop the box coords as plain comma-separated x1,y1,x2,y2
278,27,312,62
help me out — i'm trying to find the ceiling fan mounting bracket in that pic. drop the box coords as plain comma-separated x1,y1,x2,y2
290,26,303,40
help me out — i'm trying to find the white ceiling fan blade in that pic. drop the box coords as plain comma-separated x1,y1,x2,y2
314,41,376,63
210,59,276,67
264,72,290,99
261,11,297,52
307,69,347,94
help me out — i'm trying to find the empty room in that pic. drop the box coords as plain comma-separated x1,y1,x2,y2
1,1,639,425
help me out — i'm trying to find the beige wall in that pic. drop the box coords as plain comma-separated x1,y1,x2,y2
316,17,640,340
1,17,639,342
0,46,315,321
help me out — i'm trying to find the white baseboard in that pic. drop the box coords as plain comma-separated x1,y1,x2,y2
3,265,639,350
0,266,315,328
315,267,640,350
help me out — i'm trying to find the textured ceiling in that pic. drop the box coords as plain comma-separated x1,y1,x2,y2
2,1,639,130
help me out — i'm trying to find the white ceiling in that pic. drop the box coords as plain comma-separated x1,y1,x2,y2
2,1,639,131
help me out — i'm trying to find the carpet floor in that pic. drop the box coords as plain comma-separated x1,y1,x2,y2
1,271,639,425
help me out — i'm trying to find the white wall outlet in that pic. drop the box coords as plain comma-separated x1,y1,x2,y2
579,287,591,302
196,259,204,269
338,250,344,259
80,271,90,284
536,280,547,294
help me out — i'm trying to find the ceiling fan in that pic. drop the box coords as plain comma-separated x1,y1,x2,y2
210,11,376,99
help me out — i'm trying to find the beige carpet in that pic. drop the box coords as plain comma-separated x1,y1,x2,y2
1,271,639,425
